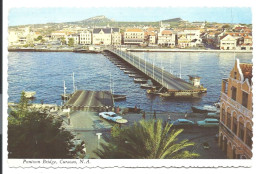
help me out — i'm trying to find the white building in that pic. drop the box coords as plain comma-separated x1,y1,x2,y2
220,34,236,50
183,30,201,41
8,27,38,46
79,30,92,45
157,30,176,46
66,34,79,45
111,28,121,45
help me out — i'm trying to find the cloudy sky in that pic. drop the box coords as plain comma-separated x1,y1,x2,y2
8,7,252,26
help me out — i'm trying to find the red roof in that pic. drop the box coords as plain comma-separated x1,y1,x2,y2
240,63,253,83
162,30,172,35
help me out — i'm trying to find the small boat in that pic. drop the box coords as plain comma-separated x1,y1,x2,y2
191,105,218,113
134,78,147,83
116,64,122,67
120,67,126,70
24,91,36,99
113,94,127,101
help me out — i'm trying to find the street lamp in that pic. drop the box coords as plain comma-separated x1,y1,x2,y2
96,133,102,149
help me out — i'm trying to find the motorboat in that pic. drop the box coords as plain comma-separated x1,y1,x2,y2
120,67,127,70
113,94,127,101
191,105,218,113
134,78,147,83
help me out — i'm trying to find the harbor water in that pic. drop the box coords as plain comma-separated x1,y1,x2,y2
8,51,252,112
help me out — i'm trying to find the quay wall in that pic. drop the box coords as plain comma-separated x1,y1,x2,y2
8,48,252,53
127,48,252,53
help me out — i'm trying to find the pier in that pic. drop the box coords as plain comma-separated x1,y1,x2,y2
104,48,206,97
63,90,114,111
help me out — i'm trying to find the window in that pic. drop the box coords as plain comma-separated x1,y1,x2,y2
227,113,231,129
234,71,237,79
231,86,237,101
239,122,244,141
246,128,253,149
222,109,226,123
233,117,237,135
242,92,248,108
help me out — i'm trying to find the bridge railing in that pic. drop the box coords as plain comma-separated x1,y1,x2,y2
110,48,173,89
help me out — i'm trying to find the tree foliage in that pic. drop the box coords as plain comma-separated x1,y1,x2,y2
68,38,74,47
94,119,199,159
8,92,83,158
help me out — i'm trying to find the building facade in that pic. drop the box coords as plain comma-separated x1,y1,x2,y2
157,30,175,47
220,34,237,50
79,31,92,45
124,28,144,45
219,59,253,159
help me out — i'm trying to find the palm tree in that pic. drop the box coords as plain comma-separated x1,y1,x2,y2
94,119,199,159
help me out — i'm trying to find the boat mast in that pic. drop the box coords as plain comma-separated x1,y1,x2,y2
64,80,67,96
72,72,75,93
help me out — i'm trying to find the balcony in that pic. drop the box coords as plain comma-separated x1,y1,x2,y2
221,92,253,119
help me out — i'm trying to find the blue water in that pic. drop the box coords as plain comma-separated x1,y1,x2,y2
8,51,252,112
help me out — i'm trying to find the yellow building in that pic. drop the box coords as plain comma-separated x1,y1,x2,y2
219,59,253,159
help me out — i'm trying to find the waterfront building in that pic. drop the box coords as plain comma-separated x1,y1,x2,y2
219,34,237,50
8,27,38,46
66,34,80,45
79,30,92,45
184,30,201,41
123,28,144,45
111,28,121,45
219,59,253,159
177,35,191,48
240,36,253,50
157,30,176,47
92,28,120,45
51,31,69,41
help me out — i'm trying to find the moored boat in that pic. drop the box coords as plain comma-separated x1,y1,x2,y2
140,84,156,89
113,94,127,101
128,74,136,77
191,105,218,113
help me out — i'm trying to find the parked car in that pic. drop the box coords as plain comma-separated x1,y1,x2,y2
170,119,195,128
99,112,128,124
197,118,219,127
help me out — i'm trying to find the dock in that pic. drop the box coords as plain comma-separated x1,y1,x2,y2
104,48,206,97
63,90,114,111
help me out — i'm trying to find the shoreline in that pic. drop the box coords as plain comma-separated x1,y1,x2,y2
8,48,252,53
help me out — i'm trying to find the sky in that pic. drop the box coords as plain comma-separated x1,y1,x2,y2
8,7,252,26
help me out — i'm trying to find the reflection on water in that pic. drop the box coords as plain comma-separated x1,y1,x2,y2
8,51,252,112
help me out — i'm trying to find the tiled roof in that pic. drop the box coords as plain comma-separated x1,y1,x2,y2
126,28,143,32
162,30,172,35
240,63,253,83
219,34,228,40
93,28,112,34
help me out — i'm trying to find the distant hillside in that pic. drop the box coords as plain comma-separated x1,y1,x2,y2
162,18,183,23
72,15,114,24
